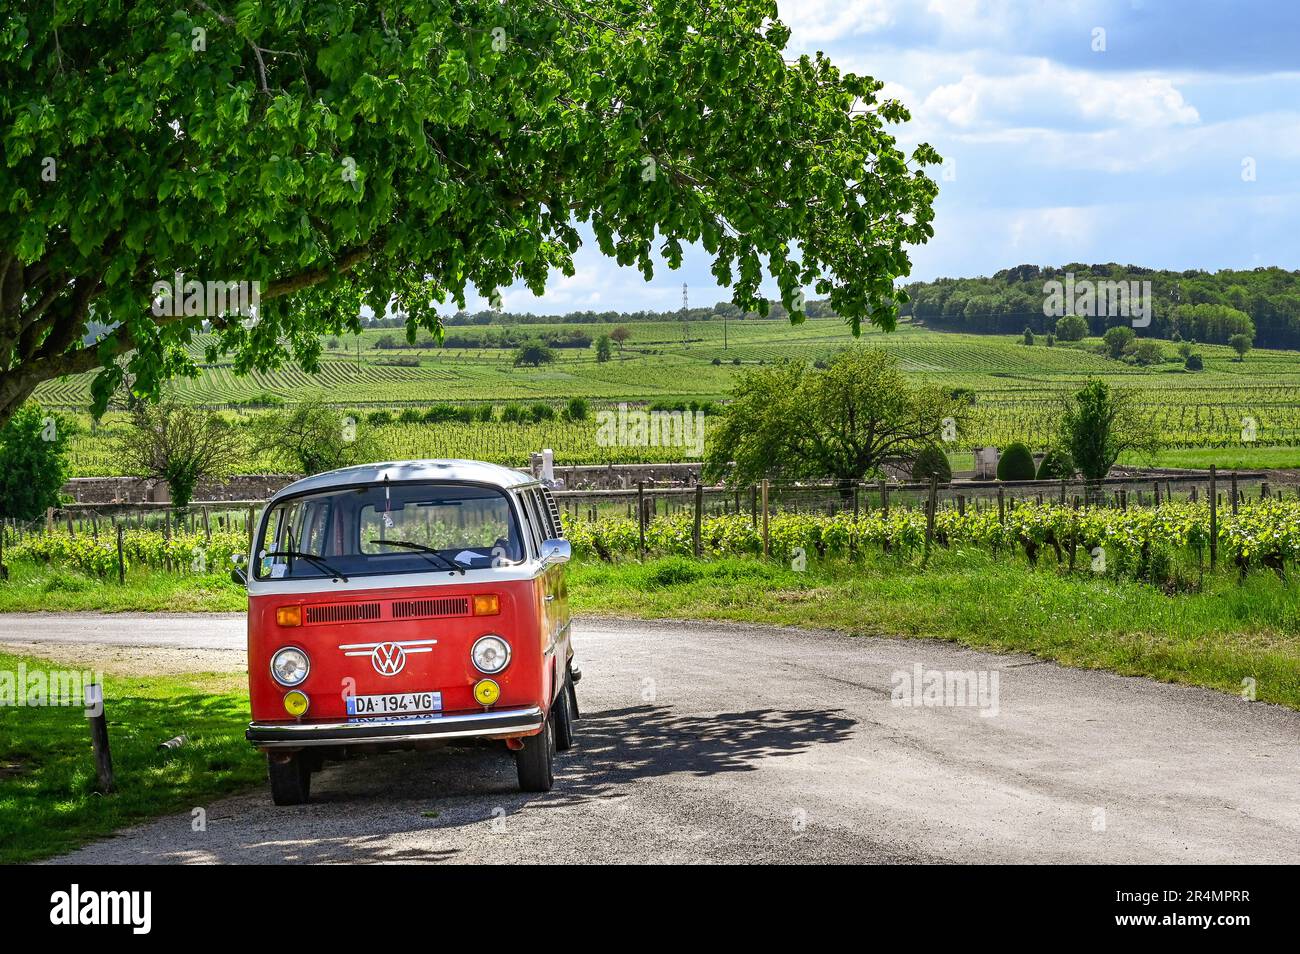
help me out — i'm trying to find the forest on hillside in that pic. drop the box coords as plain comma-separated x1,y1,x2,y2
901,264,1300,348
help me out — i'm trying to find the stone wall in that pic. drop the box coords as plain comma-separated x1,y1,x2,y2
63,474,298,504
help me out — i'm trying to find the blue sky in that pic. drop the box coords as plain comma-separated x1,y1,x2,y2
476,1,1300,315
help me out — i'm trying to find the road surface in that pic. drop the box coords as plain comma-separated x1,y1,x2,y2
2,613,1296,864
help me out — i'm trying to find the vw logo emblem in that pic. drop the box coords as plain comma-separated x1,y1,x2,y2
370,642,406,676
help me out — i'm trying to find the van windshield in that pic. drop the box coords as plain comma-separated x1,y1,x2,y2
255,482,523,581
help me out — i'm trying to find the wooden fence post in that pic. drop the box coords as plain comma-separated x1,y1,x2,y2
84,683,115,794
1209,465,1218,569
1230,472,1239,515
116,524,126,584
693,483,703,558
637,481,646,558
761,479,770,559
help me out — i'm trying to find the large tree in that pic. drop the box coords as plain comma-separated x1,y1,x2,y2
704,348,965,496
0,1,939,430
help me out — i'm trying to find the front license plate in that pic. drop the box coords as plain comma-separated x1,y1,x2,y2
346,691,442,719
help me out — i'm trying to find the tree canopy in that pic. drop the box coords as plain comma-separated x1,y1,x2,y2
1058,379,1160,481
703,348,964,493
0,1,940,430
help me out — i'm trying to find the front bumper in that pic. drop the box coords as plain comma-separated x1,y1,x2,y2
247,705,544,749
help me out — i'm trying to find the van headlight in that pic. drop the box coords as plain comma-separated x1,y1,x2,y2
471,635,511,674
271,647,310,686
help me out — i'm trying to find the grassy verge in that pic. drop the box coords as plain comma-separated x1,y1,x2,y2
1125,445,1300,470
568,552,1300,709
0,563,245,613
0,652,260,863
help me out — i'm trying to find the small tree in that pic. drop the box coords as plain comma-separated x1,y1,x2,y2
1103,326,1134,359
116,401,243,508
0,403,71,521
565,397,588,421
1184,353,1204,371
595,335,612,363
255,400,377,476
513,341,555,368
1022,327,1035,346
610,326,632,355
1058,379,1160,482
996,442,1036,481
1054,315,1088,342
703,348,965,499
1228,333,1253,361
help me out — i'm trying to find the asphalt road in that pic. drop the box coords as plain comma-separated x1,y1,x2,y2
3,613,1297,864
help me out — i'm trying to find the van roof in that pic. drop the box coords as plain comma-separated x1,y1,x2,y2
271,460,539,501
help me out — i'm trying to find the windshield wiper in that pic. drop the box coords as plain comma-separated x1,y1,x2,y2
368,539,465,574
262,550,349,582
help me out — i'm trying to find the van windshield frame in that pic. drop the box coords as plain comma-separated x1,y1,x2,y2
254,481,525,582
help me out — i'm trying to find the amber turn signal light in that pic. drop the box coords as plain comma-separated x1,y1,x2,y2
276,605,302,627
472,594,500,616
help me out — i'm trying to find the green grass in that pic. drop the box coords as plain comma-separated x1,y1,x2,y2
0,652,260,863
0,563,246,613
568,552,1300,709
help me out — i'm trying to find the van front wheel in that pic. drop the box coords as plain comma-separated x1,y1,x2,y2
267,753,312,805
515,715,555,792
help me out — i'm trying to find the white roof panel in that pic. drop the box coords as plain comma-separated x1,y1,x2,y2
271,459,537,501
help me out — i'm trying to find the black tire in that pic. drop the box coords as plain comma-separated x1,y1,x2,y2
267,753,312,805
515,714,555,792
554,675,576,752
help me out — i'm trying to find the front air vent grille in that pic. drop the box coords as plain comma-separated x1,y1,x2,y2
304,602,382,625
392,597,470,620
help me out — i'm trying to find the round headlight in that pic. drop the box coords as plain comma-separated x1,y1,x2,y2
271,647,310,686
471,635,511,674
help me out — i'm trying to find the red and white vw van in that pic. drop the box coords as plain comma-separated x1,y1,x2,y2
234,460,578,805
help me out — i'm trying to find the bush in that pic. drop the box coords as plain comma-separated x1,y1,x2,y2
1054,314,1089,342
422,404,461,423
474,405,495,422
529,403,555,423
1036,447,1075,479
501,403,525,423
910,444,952,483
997,442,1037,481
0,403,72,520
366,410,394,425
398,408,423,424
1184,354,1204,371
1103,325,1134,358
565,397,588,421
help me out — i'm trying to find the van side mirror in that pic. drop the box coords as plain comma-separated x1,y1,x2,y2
230,552,248,586
540,539,571,567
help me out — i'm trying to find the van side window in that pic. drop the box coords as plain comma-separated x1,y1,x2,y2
518,491,544,557
529,488,555,540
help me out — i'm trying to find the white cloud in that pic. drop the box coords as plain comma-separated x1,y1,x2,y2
779,0,895,44
924,59,1199,130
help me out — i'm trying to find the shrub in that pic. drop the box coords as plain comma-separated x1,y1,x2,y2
565,397,588,421
910,444,952,483
1054,314,1089,342
501,403,525,423
475,405,495,422
366,410,394,425
1036,447,1075,480
997,442,1037,481
1184,354,1204,371
1103,326,1134,358
422,404,461,423
0,403,72,520
398,408,423,424
529,403,555,423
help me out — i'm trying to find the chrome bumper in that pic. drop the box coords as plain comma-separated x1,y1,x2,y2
247,705,544,749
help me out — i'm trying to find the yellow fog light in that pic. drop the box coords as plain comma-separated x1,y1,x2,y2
473,679,500,707
283,690,310,717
